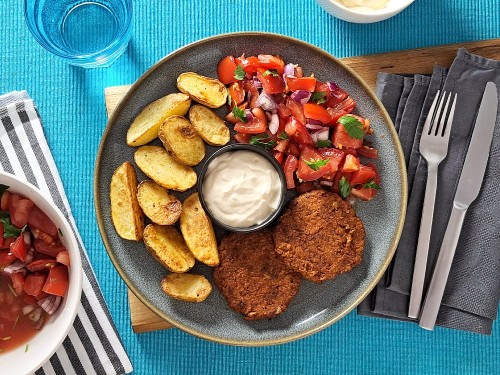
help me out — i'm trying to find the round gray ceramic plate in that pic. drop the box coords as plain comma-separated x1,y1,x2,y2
94,32,407,346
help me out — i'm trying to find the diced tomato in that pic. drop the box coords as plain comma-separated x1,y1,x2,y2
234,132,251,144
26,259,57,272
358,145,379,159
0,222,3,247
10,273,25,296
34,238,67,257
342,154,361,173
351,187,378,201
303,103,332,124
327,96,356,125
286,76,317,92
42,265,69,297
217,55,239,85
350,165,376,185
284,154,299,189
23,294,38,306
238,55,259,74
274,139,289,153
285,117,314,146
56,250,70,267
332,123,363,149
285,97,307,125
297,146,331,181
257,55,285,74
226,111,240,125
10,235,27,262
28,205,58,237
234,107,268,134
287,141,301,158
296,181,316,194
1,190,11,210
278,103,292,118
24,273,47,297
0,236,15,250
0,249,16,267
228,82,245,105
241,81,260,108
256,69,284,94
9,197,34,228
318,148,345,177
315,81,331,94
332,171,353,194
367,162,381,185
324,85,349,108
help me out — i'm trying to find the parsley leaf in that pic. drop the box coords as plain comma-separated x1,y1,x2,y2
262,69,279,77
249,134,277,150
363,179,381,190
310,91,327,104
338,115,364,140
0,214,25,238
232,106,247,123
234,65,245,80
304,158,329,171
316,139,332,148
339,177,351,199
278,131,289,140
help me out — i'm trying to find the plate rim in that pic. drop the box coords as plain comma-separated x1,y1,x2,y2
94,31,408,346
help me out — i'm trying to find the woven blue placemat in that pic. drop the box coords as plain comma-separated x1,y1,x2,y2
1,0,499,374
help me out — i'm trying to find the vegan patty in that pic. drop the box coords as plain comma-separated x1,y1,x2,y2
273,189,365,283
213,230,301,320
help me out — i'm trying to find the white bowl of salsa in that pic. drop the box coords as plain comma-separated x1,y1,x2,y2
0,171,82,375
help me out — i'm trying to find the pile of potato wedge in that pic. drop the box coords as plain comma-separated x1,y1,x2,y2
110,72,230,303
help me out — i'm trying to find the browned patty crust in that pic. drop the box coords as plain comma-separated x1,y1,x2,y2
213,230,301,320
273,189,365,283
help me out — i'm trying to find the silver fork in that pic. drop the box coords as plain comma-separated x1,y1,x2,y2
408,90,457,319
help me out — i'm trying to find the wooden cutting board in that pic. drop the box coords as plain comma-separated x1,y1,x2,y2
104,38,500,334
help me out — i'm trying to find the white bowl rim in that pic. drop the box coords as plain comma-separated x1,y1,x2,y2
324,0,415,14
0,171,82,375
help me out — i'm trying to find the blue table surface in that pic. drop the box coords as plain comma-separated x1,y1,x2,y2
2,1,499,374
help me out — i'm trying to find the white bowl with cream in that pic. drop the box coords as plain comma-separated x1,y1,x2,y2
198,144,286,232
315,0,415,23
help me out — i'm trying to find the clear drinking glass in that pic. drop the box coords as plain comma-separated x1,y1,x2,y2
24,0,133,68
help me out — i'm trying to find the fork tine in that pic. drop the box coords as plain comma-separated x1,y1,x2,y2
441,93,457,138
423,90,440,136
435,92,452,136
432,91,449,136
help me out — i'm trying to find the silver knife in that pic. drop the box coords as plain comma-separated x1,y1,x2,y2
419,81,498,330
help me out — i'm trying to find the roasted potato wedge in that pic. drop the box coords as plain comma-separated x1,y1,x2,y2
180,193,219,266
126,93,191,146
143,224,195,273
109,161,144,241
137,180,182,225
176,72,227,108
158,116,205,166
134,145,197,192
188,105,230,146
161,273,212,302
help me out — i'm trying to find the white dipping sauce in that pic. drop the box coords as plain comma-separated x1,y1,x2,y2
337,0,390,10
202,150,282,228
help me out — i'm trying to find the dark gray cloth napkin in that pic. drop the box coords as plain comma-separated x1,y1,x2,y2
358,49,500,335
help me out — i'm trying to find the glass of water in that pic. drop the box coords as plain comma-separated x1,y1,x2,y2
24,0,133,68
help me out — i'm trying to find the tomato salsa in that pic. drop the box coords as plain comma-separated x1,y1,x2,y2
217,53,381,201
0,184,70,353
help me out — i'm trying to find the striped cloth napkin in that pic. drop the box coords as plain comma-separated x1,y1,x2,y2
0,91,132,375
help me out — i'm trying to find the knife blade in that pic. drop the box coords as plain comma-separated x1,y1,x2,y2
419,81,498,330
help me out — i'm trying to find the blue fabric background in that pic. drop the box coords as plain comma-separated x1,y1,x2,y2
1,1,499,374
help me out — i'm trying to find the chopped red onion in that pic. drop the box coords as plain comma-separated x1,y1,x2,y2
255,92,278,111
34,316,45,330
252,77,262,89
326,81,338,92
28,307,42,322
38,295,62,315
3,260,27,274
23,231,31,245
347,195,357,205
25,247,35,264
305,123,325,131
269,113,280,134
290,90,311,105
316,128,330,141
22,305,36,316
244,109,254,122
320,180,334,187
283,63,295,77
